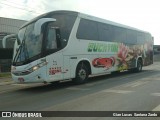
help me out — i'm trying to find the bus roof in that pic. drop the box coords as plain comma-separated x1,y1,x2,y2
20,10,149,34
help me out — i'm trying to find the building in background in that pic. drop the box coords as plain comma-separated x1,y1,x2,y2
0,17,27,72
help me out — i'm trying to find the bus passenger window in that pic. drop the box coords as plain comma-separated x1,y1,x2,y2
46,28,57,49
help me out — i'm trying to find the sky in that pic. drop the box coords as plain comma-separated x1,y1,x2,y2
0,0,159,45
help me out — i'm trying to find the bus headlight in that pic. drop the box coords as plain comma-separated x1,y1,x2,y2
32,66,39,71
29,61,48,72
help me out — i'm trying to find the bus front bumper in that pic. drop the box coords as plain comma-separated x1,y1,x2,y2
11,71,46,84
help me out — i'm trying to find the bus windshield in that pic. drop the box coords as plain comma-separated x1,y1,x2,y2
13,22,42,65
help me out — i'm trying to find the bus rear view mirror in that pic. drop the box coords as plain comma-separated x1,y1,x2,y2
2,34,17,48
34,18,56,36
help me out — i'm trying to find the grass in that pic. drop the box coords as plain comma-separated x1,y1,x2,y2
0,72,11,78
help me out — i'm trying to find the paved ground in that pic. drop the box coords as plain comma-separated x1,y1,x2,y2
0,62,160,120
0,77,13,85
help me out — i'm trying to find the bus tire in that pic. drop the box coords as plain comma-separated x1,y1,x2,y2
133,59,142,72
73,63,89,84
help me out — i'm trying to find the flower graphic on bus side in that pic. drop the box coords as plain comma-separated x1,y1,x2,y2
118,43,129,62
117,43,129,70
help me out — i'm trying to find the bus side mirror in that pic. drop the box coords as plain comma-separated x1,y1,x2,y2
34,18,56,36
2,34,17,48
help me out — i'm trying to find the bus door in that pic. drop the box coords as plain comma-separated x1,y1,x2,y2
45,26,64,82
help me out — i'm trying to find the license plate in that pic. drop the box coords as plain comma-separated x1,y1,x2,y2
18,78,24,83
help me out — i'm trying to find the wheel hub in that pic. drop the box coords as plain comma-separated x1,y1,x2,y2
78,69,86,80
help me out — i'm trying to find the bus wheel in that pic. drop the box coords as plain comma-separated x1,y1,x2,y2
74,63,89,84
134,59,142,72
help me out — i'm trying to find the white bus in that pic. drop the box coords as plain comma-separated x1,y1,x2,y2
11,11,153,84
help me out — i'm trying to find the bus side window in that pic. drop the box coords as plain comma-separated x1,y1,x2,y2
46,27,57,50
